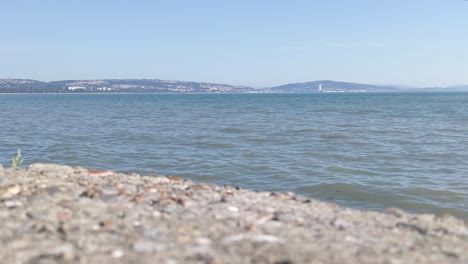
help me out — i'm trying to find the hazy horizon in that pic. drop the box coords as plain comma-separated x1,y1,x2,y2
1,1,467,88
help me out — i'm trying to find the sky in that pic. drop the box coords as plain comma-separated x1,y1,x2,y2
1,0,467,87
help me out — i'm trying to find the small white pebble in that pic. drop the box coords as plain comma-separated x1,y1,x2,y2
152,177,170,184
4,200,23,208
133,220,141,227
223,234,283,244
111,249,124,258
196,237,212,245
344,235,358,242
152,211,162,218
165,258,177,264
264,207,276,213
227,206,239,212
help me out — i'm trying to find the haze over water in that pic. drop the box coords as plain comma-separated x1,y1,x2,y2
1,93,467,219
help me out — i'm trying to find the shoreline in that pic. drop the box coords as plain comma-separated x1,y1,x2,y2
1,163,467,263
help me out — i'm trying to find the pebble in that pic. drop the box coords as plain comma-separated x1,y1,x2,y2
143,229,159,238
227,206,239,212
48,243,76,260
1,185,21,198
163,204,178,213
87,169,115,176
196,237,212,245
111,249,124,258
259,221,283,233
386,207,405,218
4,200,23,208
133,239,166,253
344,235,359,243
272,211,296,223
330,217,350,230
223,234,284,244
151,177,171,184
152,211,162,218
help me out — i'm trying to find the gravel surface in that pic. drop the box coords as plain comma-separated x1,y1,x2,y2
0,163,467,264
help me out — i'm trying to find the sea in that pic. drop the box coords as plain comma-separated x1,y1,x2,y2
1,93,467,219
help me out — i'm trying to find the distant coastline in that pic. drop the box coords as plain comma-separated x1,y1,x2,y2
2,78,468,94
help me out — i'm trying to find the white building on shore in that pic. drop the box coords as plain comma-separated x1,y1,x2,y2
68,86,86,91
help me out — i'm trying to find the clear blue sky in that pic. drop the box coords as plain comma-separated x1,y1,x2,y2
1,0,467,87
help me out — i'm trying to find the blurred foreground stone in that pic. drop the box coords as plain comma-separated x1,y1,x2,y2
0,163,467,264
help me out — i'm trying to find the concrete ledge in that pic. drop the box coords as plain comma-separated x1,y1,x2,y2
0,163,467,264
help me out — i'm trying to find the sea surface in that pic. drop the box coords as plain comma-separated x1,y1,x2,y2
1,93,468,219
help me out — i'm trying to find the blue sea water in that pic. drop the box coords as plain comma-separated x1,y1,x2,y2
1,93,467,219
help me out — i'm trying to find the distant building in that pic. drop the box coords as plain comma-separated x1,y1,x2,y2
68,86,86,91
97,87,112,91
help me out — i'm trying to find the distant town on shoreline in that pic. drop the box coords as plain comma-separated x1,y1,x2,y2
1,78,467,94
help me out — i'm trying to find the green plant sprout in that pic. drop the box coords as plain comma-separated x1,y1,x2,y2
11,149,23,169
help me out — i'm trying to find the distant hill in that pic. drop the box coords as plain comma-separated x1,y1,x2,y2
0,79,52,93
406,85,468,93
269,80,399,93
2,78,468,93
0,79,254,93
